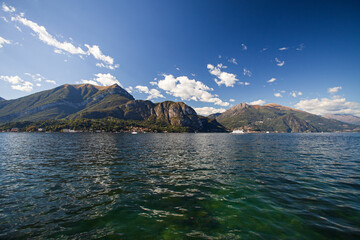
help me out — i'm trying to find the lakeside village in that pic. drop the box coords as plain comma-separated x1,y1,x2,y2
1,126,155,133
1,127,284,134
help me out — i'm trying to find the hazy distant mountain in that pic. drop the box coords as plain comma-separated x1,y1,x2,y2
207,113,222,119
0,84,225,132
215,103,359,132
0,97,4,102
322,114,360,125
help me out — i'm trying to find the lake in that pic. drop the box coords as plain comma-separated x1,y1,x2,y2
0,133,359,239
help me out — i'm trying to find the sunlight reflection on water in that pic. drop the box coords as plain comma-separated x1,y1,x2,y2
0,133,359,239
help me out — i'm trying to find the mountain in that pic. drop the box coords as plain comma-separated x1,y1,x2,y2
322,114,360,125
215,103,359,132
0,84,225,132
0,84,134,122
0,97,4,101
207,113,222,119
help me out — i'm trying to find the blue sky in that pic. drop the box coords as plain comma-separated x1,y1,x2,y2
0,0,359,116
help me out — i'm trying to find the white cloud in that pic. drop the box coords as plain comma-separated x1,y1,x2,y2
229,99,235,102
0,75,23,84
194,107,226,116
15,25,22,32
1,16,9,23
207,63,238,87
241,82,250,86
218,55,222,59
243,68,252,77
45,79,56,84
0,75,33,92
125,86,133,93
249,99,266,105
85,44,113,65
36,83,41,87
12,15,86,55
176,67,180,71
261,47,268,52
154,74,229,106
11,82,33,92
296,43,305,51
54,49,64,54
0,36,10,48
24,73,51,82
278,47,288,51
275,58,285,67
135,85,164,100
328,86,342,94
267,77,276,83
228,58,237,65
295,97,360,117
96,62,119,70
290,91,302,98
2,3,15,12
81,73,122,87
80,80,98,85
191,73,196,76
274,93,282,98
11,14,117,68
241,43,247,50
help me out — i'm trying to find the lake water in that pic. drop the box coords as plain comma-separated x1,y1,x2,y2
0,133,359,239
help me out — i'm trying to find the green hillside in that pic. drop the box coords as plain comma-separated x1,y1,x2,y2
0,84,134,123
0,84,226,132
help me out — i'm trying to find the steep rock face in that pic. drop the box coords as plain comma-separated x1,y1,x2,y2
154,101,201,128
116,100,203,129
121,100,156,120
65,99,225,131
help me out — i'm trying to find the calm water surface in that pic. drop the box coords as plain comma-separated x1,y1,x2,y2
0,133,359,239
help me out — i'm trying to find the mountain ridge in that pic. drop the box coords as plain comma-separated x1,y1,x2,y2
0,83,225,132
1,85,359,133
215,103,359,132
322,114,360,125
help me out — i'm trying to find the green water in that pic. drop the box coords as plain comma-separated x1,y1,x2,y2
0,133,359,239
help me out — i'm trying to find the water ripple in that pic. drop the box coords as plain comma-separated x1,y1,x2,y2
0,133,359,239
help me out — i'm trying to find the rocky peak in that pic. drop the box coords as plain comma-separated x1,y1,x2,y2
217,103,250,118
234,103,250,110
104,84,134,100
155,101,197,118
